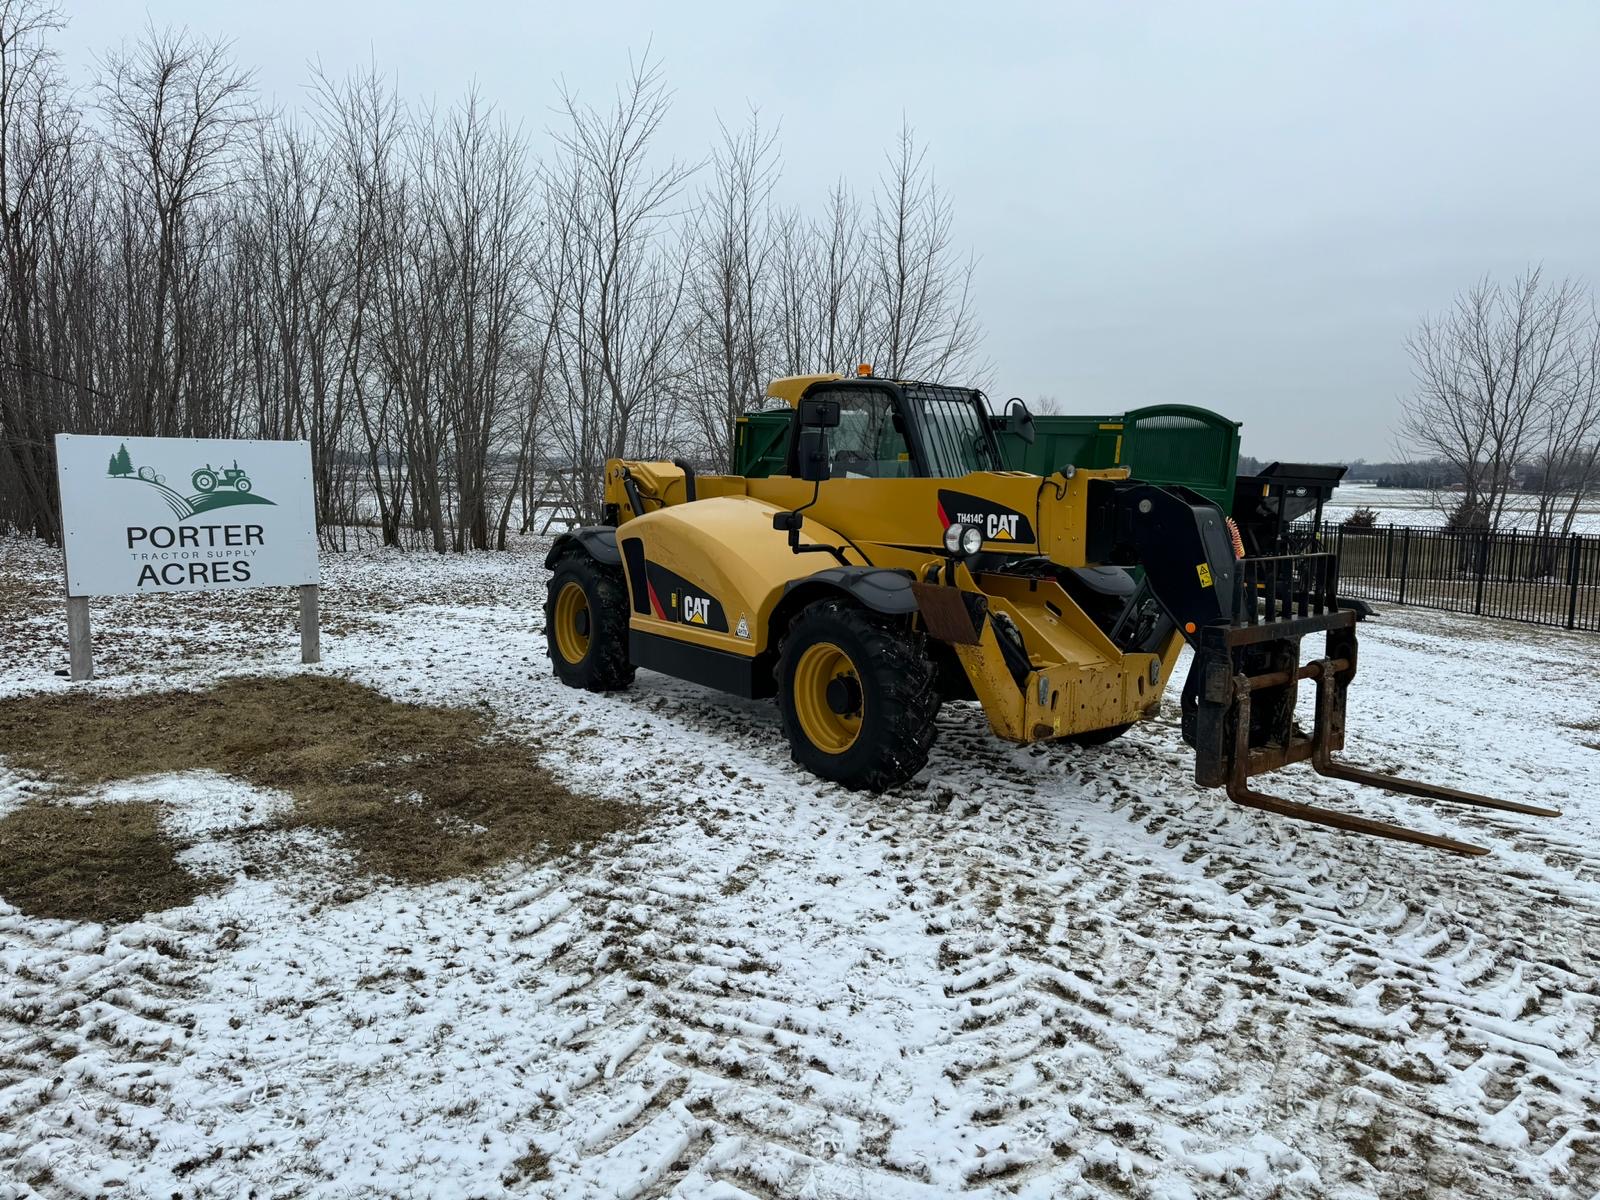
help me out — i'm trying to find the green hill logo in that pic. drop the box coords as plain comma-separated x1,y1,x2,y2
108,443,276,519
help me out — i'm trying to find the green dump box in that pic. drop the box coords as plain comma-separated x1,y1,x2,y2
733,402,1241,513
1007,405,1243,514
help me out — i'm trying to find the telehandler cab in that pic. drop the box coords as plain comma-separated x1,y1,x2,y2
545,371,1556,855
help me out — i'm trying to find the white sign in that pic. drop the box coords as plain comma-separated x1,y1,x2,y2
56,434,318,597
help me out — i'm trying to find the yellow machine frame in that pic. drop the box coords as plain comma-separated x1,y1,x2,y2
595,377,1184,746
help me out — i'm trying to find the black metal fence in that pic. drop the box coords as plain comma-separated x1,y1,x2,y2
1334,524,1600,632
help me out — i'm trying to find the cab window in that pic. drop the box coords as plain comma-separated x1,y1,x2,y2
912,385,1004,477
809,386,913,478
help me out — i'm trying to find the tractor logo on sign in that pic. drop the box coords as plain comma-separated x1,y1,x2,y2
107,443,276,519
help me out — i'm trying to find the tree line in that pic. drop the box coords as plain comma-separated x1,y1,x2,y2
0,2,982,548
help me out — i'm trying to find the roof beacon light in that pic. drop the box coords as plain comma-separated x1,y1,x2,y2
857,363,873,377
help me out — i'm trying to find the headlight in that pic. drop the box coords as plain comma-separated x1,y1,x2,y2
943,522,986,557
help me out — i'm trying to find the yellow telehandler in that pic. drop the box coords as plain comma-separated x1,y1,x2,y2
544,372,1556,854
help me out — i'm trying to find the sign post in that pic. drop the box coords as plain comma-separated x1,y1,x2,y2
300,583,321,664
66,594,93,681
54,434,320,676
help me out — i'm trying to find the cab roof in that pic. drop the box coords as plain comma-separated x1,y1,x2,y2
765,372,948,407
765,374,842,407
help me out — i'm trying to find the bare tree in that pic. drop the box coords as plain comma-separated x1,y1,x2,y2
312,63,411,547
426,91,536,549
1400,270,1585,529
1529,307,1600,537
772,182,874,378
867,120,982,381
97,24,254,437
681,110,778,465
543,55,697,519
0,0,74,539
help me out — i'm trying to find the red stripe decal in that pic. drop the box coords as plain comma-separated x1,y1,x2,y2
936,500,950,529
646,578,667,620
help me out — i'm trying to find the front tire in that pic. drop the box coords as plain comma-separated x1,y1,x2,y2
545,553,635,692
777,600,939,791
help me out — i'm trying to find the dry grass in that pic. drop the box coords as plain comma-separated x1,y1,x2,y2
0,676,638,918
502,1145,551,1185
1559,718,1600,751
0,801,215,923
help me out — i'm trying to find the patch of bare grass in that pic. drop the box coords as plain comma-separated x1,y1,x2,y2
0,676,638,894
0,801,215,923
502,1145,551,1185
1557,717,1600,751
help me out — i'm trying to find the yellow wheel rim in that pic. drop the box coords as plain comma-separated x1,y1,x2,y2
553,581,591,665
792,641,863,755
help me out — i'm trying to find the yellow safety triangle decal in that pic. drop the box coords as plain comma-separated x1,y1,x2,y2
1196,563,1214,588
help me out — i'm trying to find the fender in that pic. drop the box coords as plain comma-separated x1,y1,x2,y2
763,566,920,684
780,565,919,616
544,526,621,569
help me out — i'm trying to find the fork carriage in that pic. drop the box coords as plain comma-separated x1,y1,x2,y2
1186,550,1558,855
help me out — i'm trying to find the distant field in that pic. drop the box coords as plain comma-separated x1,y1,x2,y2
1324,484,1600,534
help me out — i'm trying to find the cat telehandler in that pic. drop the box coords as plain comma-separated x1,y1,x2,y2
544,371,1556,855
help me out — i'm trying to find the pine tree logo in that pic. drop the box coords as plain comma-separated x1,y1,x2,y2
108,447,275,518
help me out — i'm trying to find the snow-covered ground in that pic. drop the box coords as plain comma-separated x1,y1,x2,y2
1323,485,1600,534
1,533,1597,1200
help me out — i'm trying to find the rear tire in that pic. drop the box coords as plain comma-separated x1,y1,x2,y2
545,553,635,692
777,600,939,791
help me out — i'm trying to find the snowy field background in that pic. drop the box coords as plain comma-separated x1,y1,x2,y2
0,533,1597,1199
1322,485,1600,534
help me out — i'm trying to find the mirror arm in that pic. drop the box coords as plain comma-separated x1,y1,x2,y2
772,481,850,566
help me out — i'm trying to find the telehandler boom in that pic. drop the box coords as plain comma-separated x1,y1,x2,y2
544,372,1557,854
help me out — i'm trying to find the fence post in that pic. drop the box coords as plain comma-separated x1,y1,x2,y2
1397,527,1411,605
1384,526,1394,577
1568,534,1583,630
1473,531,1488,616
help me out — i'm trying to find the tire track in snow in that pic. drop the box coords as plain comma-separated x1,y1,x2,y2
527,818,948,1200
2,539,1595,1198
0,912,214,1197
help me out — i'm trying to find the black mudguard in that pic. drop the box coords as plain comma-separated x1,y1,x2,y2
545,526,621,569
782,566,920,616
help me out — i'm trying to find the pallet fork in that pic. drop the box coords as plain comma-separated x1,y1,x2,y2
1184,552,1559,855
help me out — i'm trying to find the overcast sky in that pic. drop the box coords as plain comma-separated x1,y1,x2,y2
55,1,1600,460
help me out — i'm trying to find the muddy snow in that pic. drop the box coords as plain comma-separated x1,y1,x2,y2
0,533,1596,1200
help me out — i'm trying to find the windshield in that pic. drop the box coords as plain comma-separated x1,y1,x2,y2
809,385,914,478
910,385,1003,477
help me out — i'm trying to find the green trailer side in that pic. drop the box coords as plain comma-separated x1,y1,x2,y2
733,402,1241,514
733,412,792,480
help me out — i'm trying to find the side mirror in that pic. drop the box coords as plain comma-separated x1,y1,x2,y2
796,427,832,482
1005,397,1037,446
798,397,841,428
